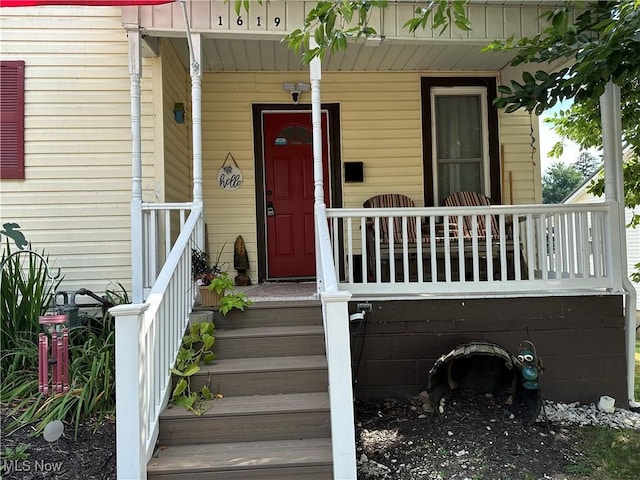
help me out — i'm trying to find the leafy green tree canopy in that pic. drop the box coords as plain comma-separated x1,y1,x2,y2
573,151,601,178
487,1,640,115
485,1,640,213
542,161,585,204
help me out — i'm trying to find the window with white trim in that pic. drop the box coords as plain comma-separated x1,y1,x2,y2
430,86,490,206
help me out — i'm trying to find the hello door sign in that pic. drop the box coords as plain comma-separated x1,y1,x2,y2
217,152,244,190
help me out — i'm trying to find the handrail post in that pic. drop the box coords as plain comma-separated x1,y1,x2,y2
111,303,149,480
321,291,356,480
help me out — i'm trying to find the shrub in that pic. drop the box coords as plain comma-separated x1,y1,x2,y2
1,241,62,379
1,282,127,436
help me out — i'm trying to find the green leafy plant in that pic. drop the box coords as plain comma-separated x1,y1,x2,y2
279,0,470,63
0,443,30,461
207,271,234,294
171,321,218,415
218,291,252,316
207,272,252,315
1,240,63,378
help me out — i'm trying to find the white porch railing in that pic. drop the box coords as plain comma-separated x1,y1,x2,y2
141,202,200,292
110,205,204,480
327,202,622,296
315,204,357,480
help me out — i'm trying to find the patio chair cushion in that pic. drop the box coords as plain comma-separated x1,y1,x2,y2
443,191,500,238
363,194,418,243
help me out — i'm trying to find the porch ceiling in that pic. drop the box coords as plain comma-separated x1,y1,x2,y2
168,37,518,73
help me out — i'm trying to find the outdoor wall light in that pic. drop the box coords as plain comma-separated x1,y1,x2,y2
282,82,310,105
173,103,185,124
364,34,385,47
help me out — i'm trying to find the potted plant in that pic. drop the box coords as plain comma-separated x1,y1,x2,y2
191,247,211,283
192,247,224,308
198,272,222,308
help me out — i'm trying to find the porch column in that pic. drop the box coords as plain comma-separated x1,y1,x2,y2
126,26,144,304
310,39,324,209
600,81,637,405
189,33,203,207
179,0,204,248
309,38,325,288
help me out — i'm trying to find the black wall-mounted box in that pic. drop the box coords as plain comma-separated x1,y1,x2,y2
344,162,364,182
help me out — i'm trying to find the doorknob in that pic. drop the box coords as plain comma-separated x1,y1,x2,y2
266,190,273,196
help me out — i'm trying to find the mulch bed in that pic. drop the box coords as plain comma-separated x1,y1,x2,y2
0,408,115,480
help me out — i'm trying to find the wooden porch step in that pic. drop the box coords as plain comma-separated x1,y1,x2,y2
214,325,325,358
147,437,333,480
185,355,328,396
212,301,322,329
158,392,330,446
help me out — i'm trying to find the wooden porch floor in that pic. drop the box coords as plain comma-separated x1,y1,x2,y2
229,280,618,304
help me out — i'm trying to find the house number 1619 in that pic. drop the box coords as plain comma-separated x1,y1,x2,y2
217,16,282,27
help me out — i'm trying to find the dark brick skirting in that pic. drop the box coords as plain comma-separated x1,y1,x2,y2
349,295,626,404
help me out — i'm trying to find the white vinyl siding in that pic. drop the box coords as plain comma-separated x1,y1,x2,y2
497,62,546,205
498,109,542,204
0,7,158,294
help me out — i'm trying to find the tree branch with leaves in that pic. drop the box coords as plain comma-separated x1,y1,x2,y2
486,0,640,276
282,0,470,62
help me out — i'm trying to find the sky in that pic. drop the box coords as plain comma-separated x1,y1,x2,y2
538,99,600,174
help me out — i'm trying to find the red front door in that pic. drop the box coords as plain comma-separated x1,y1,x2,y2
263,111,330,279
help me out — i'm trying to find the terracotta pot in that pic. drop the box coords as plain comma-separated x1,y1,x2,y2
199,286,223,308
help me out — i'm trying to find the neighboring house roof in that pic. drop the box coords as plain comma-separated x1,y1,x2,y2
562,167,603,204
563,146,636,203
